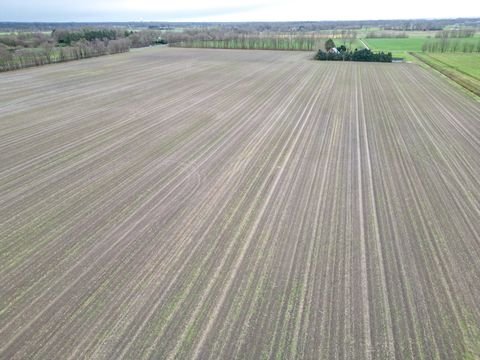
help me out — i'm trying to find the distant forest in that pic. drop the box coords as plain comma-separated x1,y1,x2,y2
0,18,479,32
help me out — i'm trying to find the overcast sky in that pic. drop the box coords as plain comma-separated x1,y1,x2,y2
2,0,478,22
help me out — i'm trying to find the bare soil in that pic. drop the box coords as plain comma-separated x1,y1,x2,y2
1,47,479,359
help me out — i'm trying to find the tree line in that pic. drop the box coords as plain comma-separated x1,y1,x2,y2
53,29,119,45
434,29,476,38
170,34,325,51
167,30,358,51
422,38,480,53
0,38,130,71
0,29,165,72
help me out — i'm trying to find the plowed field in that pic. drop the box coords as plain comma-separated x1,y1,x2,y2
1,48,479,359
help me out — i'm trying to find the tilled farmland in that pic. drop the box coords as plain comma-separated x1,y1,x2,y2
1,48,479,359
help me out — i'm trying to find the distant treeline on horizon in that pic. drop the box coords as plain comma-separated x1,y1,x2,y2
0,18,479,32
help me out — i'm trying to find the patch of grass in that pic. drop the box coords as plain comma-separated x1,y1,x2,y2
411,52,480,97
361,37,429,61
389,51,416,62
423,53,480,80
361,37,480,61
363,37,427,52
459,310,480,360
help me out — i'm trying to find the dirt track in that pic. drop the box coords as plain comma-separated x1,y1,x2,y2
1,48,479,359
